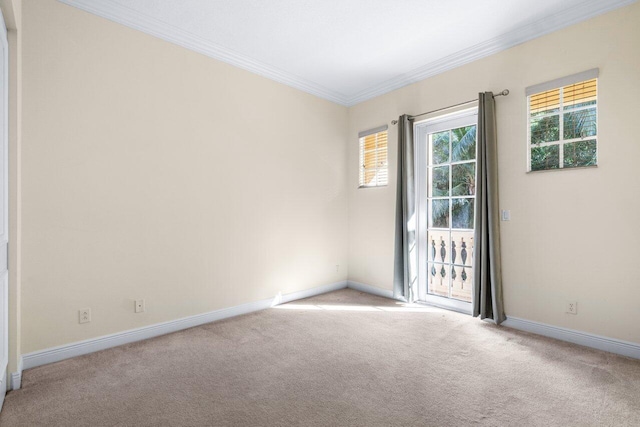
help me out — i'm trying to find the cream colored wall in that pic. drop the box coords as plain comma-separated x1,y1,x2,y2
20,0,348,353
348,3,640,344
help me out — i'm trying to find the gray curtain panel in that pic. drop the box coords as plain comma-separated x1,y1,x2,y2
393,115,417,302
473,93,506,324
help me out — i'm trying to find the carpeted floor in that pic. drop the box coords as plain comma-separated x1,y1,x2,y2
1,289,639,426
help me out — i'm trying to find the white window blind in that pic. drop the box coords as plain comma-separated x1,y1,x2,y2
359,125,388,187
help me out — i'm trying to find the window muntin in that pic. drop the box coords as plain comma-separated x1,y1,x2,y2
358,128,388,187
527,77,598,171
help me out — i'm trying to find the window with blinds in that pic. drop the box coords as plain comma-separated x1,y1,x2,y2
526,69,598,171
359,126,388,187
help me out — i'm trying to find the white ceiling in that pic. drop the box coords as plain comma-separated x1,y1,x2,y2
59,0,635,106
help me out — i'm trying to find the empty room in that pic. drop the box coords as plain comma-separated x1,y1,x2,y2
0,0,639,425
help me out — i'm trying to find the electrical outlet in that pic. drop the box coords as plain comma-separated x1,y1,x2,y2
566,301,577,315
336,264,340,272
79,308,91,324
135,299,145,313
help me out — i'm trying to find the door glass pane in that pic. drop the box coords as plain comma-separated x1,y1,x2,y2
452,198,474,229
451,163,475,196
450,231,474,303
430,166,450,197
451,126,476,161
431,200,449,228
430,131,450,165
450,231,474,267
428,262,450,297
451,265,473,302
428,231,450,264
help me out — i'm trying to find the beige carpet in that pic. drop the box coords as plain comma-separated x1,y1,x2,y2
1,289,639,426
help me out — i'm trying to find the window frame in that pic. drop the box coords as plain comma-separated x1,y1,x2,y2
526,69,599,172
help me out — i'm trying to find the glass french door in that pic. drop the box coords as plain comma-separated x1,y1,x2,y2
415,108,477,314
0,17,7,408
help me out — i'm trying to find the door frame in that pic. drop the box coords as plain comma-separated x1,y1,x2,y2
415,106,477,315
0,5,8,410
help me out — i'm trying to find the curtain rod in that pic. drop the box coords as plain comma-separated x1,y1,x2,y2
391,89,509,125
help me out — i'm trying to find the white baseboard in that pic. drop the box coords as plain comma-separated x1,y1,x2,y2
21,281,348,372
503,316,640,360
347,280,395,299
274,281,347,305
344,281,640,360
10,370,21,390
9,357,23,390
16,282,638,391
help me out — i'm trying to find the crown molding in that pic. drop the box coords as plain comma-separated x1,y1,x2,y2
58,0,636,107
346,0,637,105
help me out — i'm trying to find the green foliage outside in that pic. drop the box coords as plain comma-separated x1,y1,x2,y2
530,106,597,171
430,126,476,230
531,145,560,171
564,140,597,168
